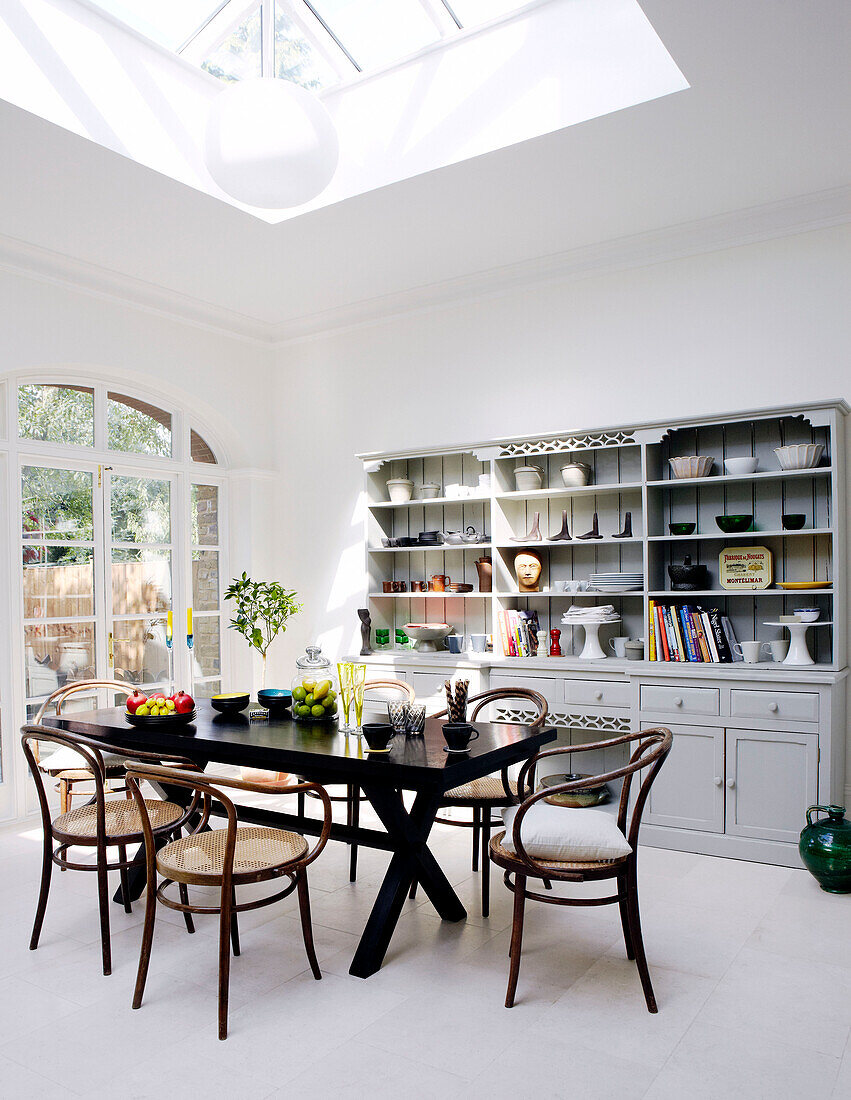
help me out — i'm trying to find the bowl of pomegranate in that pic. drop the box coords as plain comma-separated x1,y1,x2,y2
125,689,196,726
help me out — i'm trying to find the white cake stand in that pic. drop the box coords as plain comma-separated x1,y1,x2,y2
763,621,832,666
564,618,621,660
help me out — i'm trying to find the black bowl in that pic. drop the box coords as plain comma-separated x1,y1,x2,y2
398,536,419,547
669,522,696,536
126,709,196,727
715,514,753,534
211,692,249,714
782,513,806,530
257,688,292,713
362,722,394,751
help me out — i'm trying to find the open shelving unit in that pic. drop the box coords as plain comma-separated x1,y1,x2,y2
359,402,846,671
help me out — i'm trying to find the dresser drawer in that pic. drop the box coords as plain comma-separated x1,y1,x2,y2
640,684,720,716
490,672,564,705
566,679,630,708
730,689,819,724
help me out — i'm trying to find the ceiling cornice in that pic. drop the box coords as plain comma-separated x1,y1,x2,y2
0,185,847,349
0,232,277,346
275,184,851,345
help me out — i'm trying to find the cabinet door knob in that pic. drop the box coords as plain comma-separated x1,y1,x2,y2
768,702,779,713
674,697,683,707
726,778,736,789
714,776,723,787
595,691,603,701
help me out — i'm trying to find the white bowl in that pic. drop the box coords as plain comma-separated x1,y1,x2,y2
387,478,414,502
724,457,758,475
403,623,452,652
419,483,441,499
560,463,591,487
669,456,714,479
774,444,824,470
792,608,820,622
514,465,544,492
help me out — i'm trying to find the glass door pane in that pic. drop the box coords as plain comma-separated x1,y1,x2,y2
21,464,100,723
107,470,174,692
192,483,223,698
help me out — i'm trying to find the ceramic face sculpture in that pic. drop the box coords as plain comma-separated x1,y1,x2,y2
514,550,542,592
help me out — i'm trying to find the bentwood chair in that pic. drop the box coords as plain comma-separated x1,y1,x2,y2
299,677,415,883
126,764,332,1040
490,728,673,1010
416,688,548,917
32,680,137,813
20,724,203,976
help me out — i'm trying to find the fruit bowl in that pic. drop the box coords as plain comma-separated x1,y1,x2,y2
211,692,250,714
716,514,753,533
126,709,196,727
403,623,452,652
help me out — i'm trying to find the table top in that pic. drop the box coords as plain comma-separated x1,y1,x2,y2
50,702,556,792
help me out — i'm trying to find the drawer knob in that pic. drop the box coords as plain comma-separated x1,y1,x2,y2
714,776,723,787
768,702,779,713
595,691,603,701
674,697,683,707
726,778,736,790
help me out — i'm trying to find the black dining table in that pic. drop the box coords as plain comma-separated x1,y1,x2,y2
52,702,556,978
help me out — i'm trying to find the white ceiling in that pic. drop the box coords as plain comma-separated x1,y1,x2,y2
0,0,848,340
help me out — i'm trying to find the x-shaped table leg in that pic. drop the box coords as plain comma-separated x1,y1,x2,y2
349,785,466,979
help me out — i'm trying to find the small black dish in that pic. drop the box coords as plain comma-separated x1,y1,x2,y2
362,722,394,752
782,513,806,530
669,522,696,536
257,688,292,714
442,722,479,752
398,536,419,547
211,692,250,715
126,709,196,727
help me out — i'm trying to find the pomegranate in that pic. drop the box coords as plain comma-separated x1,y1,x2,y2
173,691,195,714
126,690,147,714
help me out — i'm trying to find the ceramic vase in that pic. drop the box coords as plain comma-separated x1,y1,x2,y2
799,805,851,893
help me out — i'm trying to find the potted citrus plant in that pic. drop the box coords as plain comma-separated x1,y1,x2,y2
224,573,302,692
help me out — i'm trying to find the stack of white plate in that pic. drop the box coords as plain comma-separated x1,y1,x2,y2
588,572,644,594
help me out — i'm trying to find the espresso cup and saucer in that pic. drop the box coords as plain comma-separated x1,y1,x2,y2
362,722,395,753
442,722,479,753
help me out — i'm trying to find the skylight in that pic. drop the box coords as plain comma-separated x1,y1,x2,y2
86,0,536,90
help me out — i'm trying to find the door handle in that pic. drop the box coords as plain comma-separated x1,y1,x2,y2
108,632,114,665
714,776,723,786
726,778,736,789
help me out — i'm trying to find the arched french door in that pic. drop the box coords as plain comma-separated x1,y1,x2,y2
0,377,230,821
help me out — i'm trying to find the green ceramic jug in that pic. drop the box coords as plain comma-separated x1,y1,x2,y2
799,805,851,893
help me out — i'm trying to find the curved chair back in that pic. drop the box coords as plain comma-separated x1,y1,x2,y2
511,727,673,876
363,678,416,703
431,687,548,729
31,681,136,765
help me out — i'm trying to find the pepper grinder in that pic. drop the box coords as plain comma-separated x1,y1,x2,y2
549,628,562,656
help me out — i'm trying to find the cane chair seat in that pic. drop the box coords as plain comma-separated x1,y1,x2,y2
157,826,309,883
490,830,628,875
52,797,184,842
444,776,517,802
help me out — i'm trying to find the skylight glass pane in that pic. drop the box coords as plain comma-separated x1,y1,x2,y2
86,1,223,51
447,0,527,27
307,0,440,71
202,5,263,83
275,9,341,88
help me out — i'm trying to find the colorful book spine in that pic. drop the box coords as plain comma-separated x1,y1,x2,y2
700,611,720,661
656,605,670,661
691,609,713,662
648,600,657,661
684,608,704,662
678,607,697,661
498,611,512,657
707,608,732,662
669,605,686,661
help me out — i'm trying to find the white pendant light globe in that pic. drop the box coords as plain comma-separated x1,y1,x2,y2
204,77,339,209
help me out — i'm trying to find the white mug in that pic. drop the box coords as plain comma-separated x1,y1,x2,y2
734,640,762,663
553,580,567,592
762,639,789,663
469,634,488,653
608,636,629,658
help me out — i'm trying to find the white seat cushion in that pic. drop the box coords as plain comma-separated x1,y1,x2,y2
40,746,125,774
501,803,632,862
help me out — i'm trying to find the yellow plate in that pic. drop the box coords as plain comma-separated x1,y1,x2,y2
776,581,832,590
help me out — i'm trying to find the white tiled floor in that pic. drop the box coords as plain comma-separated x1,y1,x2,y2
1,798,849,1099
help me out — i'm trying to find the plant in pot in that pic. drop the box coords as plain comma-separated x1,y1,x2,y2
224,573,302,783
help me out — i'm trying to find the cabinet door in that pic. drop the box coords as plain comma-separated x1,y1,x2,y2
725,728,818,843
642,723,724,832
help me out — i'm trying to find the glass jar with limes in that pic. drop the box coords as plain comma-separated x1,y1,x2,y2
291,644,339,723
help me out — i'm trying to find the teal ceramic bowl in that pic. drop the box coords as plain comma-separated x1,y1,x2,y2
715,514,753,534
257,688,292,714
669,522,696,536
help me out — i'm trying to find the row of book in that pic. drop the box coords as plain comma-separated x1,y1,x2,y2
498,609,540,657
649,600,743,663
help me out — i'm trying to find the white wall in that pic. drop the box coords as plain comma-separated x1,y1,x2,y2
272,223,851,785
